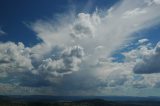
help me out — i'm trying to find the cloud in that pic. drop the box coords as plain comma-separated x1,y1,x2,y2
151,0,160,5
134,42,160,74
0,0,160,95
29,0,160,66
138,38,149,44
154,0,160,4
0,83,55,95
123,8,147,18
38,46,84,77
122,41,153,62
0,42,33,73
0,29,6,36
70,13,100,39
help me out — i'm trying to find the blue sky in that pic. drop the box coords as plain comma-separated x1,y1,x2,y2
0,0,160,96
0,0,117,46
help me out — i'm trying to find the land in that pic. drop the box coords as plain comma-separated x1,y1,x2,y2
0,95,160,106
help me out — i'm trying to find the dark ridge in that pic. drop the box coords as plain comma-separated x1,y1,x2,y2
0,95,160,106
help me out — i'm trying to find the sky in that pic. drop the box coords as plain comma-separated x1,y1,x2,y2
0,0,160,96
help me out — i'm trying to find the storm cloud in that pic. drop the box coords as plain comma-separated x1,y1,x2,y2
0,0,160,96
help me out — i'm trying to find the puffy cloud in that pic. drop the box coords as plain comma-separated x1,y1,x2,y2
138,38,149,44
134,42,160,74
70,13,100,39
122,43,152,62
0,42,33,74
30,0,160,67
0,0,160,96
38,46,84,76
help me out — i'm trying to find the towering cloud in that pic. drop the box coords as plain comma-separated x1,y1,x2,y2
0,0,160,95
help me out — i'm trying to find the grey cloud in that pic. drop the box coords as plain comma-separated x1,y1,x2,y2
38,45,85,76
18,73,52,87
146,0,160,5
132,83,148,89
0,83,55,95
134,42,160,74
0,42,85,87
153,81,160,88
108,77,127,87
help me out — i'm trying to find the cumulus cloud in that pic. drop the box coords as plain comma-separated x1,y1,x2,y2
0,0,160,95
0,42,33,73
134,42,160,74
70,12,100,39
29,0,160,66
38,46,84,76
138,38,149,44
122,41,153,62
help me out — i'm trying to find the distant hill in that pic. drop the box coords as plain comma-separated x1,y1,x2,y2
0,95,160,106
1,95,160,102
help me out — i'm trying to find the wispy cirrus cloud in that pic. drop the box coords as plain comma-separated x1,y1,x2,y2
0,28,6,36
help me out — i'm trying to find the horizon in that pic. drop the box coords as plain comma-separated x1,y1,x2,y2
0,0,160,97
1,95,160,98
